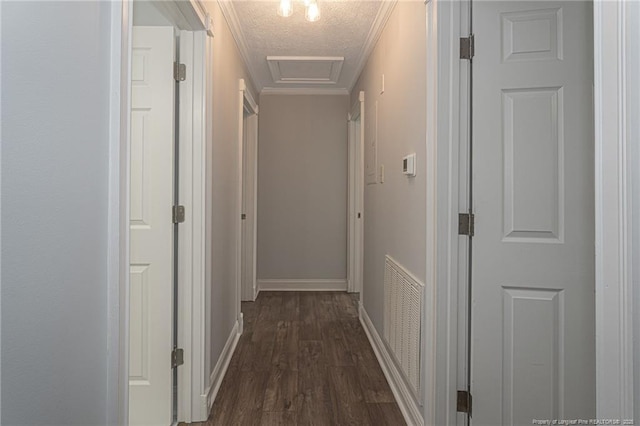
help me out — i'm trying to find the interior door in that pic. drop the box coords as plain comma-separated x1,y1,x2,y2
129,26,175,426
471,2,594,424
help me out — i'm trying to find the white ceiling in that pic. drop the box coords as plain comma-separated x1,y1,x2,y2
218,1,396,94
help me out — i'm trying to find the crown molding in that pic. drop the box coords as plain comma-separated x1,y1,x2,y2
219,1,396,94
348,0,397,91
217,1,262,91
261,87,350,96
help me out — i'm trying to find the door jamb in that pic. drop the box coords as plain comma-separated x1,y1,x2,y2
237,79,258,325
108,1,212,424
107,2,133,424
347,91,365,296
239,79,259,303
177,28,210,424
456,1,472,425
593,0,637,418
423,0,464,424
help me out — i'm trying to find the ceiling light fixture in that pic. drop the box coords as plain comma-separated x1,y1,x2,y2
277,0,320,22
305,0,321,22
277,0,293,17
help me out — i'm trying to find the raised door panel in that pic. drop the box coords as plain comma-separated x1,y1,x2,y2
129,26,175,426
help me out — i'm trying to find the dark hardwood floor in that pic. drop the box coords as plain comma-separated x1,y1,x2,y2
189,291,405,426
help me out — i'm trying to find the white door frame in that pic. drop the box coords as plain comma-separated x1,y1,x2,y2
239,78,260,303
593,0,637,419
237,79,259,321
423,0,464,423
348,91,365,296
424,0,639,424
107,1,213,424
177,28,210,424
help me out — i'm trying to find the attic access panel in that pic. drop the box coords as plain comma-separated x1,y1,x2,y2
266,56,344,85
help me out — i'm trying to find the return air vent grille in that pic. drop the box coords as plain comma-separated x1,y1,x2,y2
383,255,423,399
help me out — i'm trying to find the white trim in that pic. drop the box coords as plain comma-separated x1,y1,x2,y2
594,0,636,419
348,109,355,294
260,87,349,96
203,18,214,396
239,79,259,303
452,2,471,425
177,29,208,424
240,79,259,114
236,79,245,334
251,114,259,301
187,0,207,29
348,1,397,91
151,0,207,32
237,79,259,321
217,2,262,92
108,2,132,424
177,29,194,423
205,13,215,38
257,279,348,292
347,91,365,296
192,29,209,423
359,305,424,426
423,0,464,424
200,320,241,420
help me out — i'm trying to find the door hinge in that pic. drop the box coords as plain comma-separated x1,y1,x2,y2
457,390,472,414
459,213,475,236
173,62,186,82
460,35,475,60
241,213,247,220
172,205,185,224
171,347,184,368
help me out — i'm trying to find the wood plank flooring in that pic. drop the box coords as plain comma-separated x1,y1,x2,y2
188,291,405,426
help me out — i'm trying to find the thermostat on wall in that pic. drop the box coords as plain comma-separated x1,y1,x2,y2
403,153,416,177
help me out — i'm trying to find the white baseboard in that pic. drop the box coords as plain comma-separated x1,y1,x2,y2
200,320,241,420
359,305,424,426
257,279,347,292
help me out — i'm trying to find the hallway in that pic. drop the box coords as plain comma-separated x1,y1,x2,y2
192,292,405,425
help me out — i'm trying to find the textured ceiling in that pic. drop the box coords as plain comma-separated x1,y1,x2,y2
220,1,392,93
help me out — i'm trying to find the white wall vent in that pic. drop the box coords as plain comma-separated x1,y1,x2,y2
383,255,423,400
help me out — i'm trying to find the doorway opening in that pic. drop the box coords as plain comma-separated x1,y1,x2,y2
240,82,260,305
237,79,259,338
127,1,208,424
348,91,365,299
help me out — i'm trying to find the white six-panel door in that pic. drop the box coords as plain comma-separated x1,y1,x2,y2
471,2,594,424
129,26,175,426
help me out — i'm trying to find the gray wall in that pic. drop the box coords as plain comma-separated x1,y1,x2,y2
350,3,427,334
257,95,348,281
1,1,112,424
203,1,259,381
